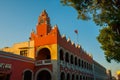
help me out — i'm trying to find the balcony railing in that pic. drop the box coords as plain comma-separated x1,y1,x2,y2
60,61,64,65
35,59,51,66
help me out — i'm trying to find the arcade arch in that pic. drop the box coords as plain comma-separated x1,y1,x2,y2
60,72,65,80
36,69,52,80
23,70,32,80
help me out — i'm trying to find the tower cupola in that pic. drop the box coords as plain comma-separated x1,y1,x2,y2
36,10,51,36
38,10,50,25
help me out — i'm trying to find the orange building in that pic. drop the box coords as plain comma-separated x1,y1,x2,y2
0,10,107,80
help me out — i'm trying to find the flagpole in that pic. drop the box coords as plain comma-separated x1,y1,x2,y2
74,30,79,44
77,33,78,44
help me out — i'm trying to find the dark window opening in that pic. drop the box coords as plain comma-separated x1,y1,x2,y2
20,50,28,56
24,70,32,80
67,73,70,80
46,55,50,59
80,75,82,80
37,70,51,80
84,62,86,69
0,73,11,80
83,76,85,80
75,57,77,65
71,55,73,64
60,72,65,80
40,35,43,37
78,59,81,67
65,52,69,63
82,60,83,68
72,74,74,80
60,49,64,60
76,75,78,80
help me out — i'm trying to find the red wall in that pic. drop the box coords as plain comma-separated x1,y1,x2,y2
0,52,34,80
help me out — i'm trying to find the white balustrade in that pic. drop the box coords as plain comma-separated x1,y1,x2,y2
35,60,51,66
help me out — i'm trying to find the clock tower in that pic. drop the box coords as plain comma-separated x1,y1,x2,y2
30,10,58,48
36,10,51,36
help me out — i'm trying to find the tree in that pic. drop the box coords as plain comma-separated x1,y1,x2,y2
97,26,120,62
61,0,120,62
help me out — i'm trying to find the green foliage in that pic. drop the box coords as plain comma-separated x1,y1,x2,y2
61,0,120,62
97,27,120,62
61,0,120,26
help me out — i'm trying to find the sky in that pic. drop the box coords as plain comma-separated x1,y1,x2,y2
0,0,120,77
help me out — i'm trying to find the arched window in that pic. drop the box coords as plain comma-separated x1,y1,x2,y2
1,74,11,80
86,76,87,80
87,63,88,70
23,70,32,80
75,57,77,65
60,72,65,80
78,59,81,67
36,48,51,60
65,52,69,63
70,55,73,64
82,60,84,68
84,61,86,69
83,76,85,80
90,64,93,70
76,75,79,80
89,64,92,70
66,73,70,80
79,75,82,80
60,49,64,61
72,74,75,80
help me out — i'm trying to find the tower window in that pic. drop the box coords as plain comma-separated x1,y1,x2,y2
40,35,43,37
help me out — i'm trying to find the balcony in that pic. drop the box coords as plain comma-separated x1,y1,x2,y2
66,63,71,69
60,61,64,65
71,65,75,70
35,60,51,66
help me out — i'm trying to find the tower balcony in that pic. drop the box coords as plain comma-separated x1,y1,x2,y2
35,59,51,66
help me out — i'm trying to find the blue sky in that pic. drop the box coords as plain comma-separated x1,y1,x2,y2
0,0,119,77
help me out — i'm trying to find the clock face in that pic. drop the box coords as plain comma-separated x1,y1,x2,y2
39,19,44,24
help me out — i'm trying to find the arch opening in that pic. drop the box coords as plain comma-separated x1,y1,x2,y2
36,48,51,60
37,70,51,80
65,52,69,63
80,75,82,80
67,73,70,80
60,49,64,60
0,73,10,80
72,74,75,80
76,75,78,80
23,70,32,80
60,72,65,80
75,57,77,65
70,55,73,64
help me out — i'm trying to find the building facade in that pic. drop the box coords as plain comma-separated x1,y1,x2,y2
93,61,108,80
0,51,34,80
0,10,107,80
